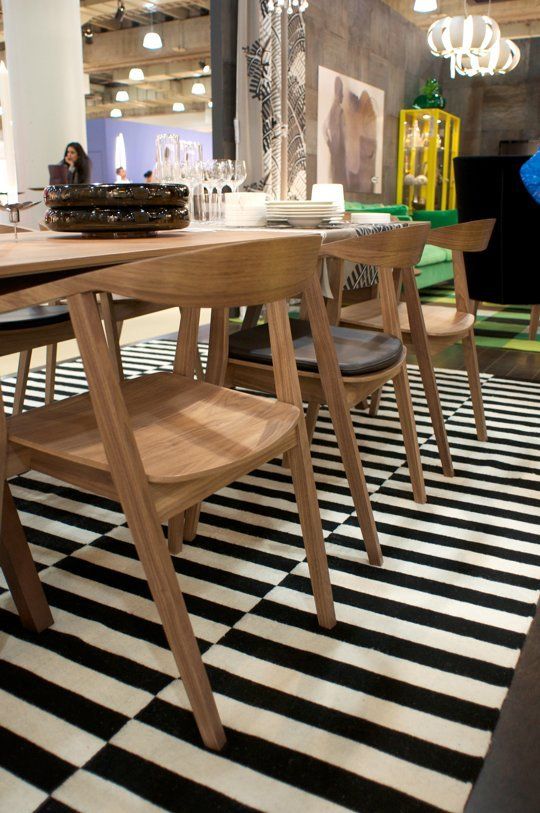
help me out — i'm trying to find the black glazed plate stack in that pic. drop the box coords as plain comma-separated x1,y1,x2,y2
43,183,189,238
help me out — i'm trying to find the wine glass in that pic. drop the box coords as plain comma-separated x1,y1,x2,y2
230,160,247,193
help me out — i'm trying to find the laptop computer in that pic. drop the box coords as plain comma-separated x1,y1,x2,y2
48,164,69,184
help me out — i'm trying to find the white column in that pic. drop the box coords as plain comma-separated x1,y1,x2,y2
2,0,87,192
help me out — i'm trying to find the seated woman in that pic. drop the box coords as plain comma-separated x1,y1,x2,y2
60,142,92,184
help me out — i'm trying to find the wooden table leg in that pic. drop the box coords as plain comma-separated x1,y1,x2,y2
0,483,53,632
304,276,383,566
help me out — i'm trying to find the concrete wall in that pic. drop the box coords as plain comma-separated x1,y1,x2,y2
442,38,540,157
304,0,436,203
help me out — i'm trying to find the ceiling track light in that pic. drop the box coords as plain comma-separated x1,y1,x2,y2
82,25,93,44
115,1,125,23
199,60,211,74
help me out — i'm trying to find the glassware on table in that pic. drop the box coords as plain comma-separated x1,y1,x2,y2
154,133,180,183
230,160,247,193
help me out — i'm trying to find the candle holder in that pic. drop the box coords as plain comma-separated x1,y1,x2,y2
0,200,40,239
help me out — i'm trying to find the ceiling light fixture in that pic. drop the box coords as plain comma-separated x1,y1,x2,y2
143,9,162,50
208,101,213,108
83,25,93,44
129,67,144,81
115,89,129,102
191,81,206,96
115,1,125,23
414,0,437,11
172,101,185,112
456,37,521,76
110,108,122,118
267,0,309,12
427,2,502,78
199,60,211,74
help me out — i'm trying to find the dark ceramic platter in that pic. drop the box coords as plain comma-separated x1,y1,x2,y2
44,183,189,209
44,205,190,236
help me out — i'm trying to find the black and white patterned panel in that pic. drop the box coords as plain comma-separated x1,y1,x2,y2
344,221,406,290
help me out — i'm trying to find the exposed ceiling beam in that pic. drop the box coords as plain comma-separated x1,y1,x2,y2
83,15,210,71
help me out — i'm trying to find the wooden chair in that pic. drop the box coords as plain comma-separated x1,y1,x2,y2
1,235,336,751
223,225,429,520
341,220,495,445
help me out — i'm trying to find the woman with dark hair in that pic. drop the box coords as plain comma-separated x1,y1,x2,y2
62,142,92,184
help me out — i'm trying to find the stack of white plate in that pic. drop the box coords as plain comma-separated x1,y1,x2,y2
266,200,341,228
224,192,267,227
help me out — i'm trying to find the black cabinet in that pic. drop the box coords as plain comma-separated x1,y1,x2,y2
454,155,540,305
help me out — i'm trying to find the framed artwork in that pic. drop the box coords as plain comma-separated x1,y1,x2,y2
317,66,385,195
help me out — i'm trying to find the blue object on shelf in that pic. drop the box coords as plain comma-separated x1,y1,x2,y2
520,148,540,204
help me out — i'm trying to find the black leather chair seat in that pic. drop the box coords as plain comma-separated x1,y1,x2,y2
229,319,403,376
0,305,70,331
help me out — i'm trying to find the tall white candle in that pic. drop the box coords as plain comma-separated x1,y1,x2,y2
0,60,19,204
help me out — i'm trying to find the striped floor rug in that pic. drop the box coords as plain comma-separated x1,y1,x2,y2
1,340,539,813
421,286,540,353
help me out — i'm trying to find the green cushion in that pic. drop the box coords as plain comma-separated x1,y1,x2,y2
415,261,454,290
345,202,409,218
412,209,458,228
417,244,452,267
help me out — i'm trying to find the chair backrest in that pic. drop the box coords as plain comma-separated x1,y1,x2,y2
84,235,322,308
427,219,495,252
320,222,430,268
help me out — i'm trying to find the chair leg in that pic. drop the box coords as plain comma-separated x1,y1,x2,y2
45,344,58,405
12,350,32,416
100,293,124,382
392,368,427,504
462,329,488,442
0,482,53,632
68,290,225,751
184,503,201,543
529,305,539,341
470,300,480,318
369,387,383,417
304,401,320,443
287,429,336,629
168,513,184,555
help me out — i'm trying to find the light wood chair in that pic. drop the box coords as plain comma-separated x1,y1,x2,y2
342,220,495,445
529,305,539,341
222,225,429,525
2,235,336,751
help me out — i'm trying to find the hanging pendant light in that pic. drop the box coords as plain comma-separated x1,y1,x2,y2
143,11,162,49
414,0,437,12
110,108,122,118
456,37,521,76
428,14,500,58
191,81,206,96
115,89,129,102
129,67,144,81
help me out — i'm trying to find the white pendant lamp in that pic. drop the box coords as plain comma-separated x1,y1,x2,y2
414,0,437,12
456,37,521,76
115,89,129,102
191,81,206,96
428,14,500,58
172,101,185,112
110,108,122,118
129,67,144,81
143,30,162,49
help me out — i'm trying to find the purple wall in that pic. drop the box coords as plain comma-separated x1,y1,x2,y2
86,118,213,184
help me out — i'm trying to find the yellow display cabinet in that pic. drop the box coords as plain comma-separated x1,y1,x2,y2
396,109,460,212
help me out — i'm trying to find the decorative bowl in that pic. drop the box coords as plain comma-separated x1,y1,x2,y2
44,204,189,237
44,183,189,209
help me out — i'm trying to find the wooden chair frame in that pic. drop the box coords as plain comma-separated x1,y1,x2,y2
223,225,430,532
0,235,336,751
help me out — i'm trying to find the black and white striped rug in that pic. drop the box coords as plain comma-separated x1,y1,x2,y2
1,340,539,813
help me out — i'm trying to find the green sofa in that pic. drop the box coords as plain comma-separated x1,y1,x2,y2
344,203,457,289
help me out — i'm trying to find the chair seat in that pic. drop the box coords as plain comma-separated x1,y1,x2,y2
229,319,403,376
341,301,475,337
0,305,70,331
8,372,299,484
